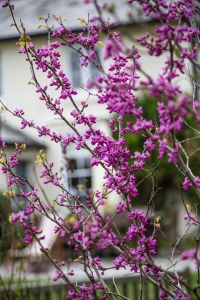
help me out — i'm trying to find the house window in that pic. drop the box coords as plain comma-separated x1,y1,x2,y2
67,157,92,204
69,48,100,88
13,160,29,210
90,53,101,80
16,160,28,180
70,50,82,87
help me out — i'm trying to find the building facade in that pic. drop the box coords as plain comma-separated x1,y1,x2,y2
0,0,192,256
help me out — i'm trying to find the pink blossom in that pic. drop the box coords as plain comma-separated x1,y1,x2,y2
103,34,122,60
194,176,200,188
182,177,192,190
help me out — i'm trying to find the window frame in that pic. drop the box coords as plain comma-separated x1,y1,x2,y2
62,146,92,204
68,47,101,88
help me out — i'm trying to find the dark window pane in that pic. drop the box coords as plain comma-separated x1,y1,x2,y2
70,50,81,87
84,158,90,168
71,177,78,187
69,159,77,171
14,160,28,209
85,176,91,189
90,53,101,80
16,161,27,179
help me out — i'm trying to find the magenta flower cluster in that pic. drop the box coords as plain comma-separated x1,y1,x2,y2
1,0,200,299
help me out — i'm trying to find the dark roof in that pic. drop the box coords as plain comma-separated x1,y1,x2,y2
0,123,43,148
0,0,150,40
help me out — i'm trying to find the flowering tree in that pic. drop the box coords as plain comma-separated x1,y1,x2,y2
1,0,200,299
